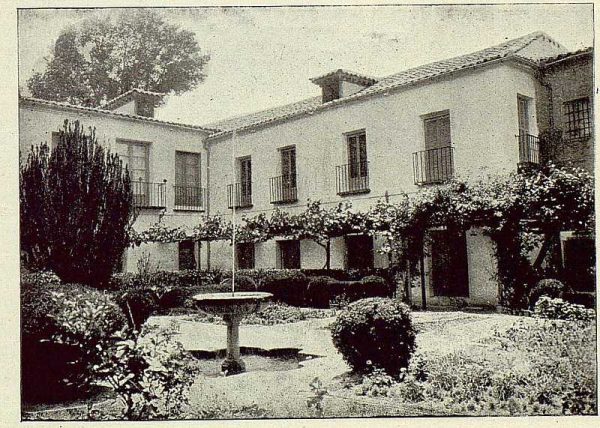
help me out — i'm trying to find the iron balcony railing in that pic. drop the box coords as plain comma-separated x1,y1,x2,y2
173,185,206,211
227,183,253,209
269,174,298,204
517,132,540,164
132,180,167,208
336,161,370,195
413,145,454,185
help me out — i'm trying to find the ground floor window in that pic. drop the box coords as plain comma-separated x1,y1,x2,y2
563,236,595,292
237,242,255,269
178,240,198,270
277,240,301,269
345,234,374,269
429,229,469,297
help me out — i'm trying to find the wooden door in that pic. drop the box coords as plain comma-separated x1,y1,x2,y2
430,229,469,297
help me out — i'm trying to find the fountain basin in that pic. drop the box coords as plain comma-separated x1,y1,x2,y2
193,292,272,317
192,291,273,375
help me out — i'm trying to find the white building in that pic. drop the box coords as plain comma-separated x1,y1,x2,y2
19,32,593,307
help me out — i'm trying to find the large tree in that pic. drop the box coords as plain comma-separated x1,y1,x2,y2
27,10,210,107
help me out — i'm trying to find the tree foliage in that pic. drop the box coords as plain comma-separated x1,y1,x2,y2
20,120,134,287
27,10,210,106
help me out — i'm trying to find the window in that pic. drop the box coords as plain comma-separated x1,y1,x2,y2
419,111,453,183
280,146,297,189
119,140,149,182
118,140,150,205
517,95,531,136
564,97,592,139
236,243,255,269
347,131,368,179
178,240,197,270
175,151,201,208
239,157,252,206
345,235,374,269
278,240,301,269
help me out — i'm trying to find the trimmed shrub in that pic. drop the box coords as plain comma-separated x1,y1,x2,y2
355,275,391,299
529,278,566,308
21,278,127,403
533,296,595,321
306,276,341,308
220,274,258,292
254,270,309,306
331,297,416,377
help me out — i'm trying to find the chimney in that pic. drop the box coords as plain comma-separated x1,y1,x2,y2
103,89,166,118
310,69,377,103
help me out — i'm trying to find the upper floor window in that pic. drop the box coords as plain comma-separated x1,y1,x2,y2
517,95,532,136
239,156,252,198
135,99,154,117
119,140,149,182
347,131,368,178
280,146,297,188
413,110,453,185
175,151,202,209
564,97,591,139
118,140,166,208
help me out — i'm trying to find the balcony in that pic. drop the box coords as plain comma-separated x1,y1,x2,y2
174,185,206,211
227,183,253,209
517,132,540,164
132,180,167,208
336,161,370,195
270,174,297,204
413,146,454,185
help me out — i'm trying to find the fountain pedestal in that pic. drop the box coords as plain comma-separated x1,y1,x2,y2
193,292,272,375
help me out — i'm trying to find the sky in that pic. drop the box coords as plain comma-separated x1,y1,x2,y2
18,5,594,127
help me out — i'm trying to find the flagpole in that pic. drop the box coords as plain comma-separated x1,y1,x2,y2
231,130,236,296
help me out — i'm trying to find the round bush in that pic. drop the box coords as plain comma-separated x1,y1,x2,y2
529,278,565,308
331,297,416,376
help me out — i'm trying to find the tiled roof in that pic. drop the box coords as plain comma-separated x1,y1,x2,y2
20,96,220,134
205,31,567,138
103,88,167,110
205,96,323,133
539,47,593,66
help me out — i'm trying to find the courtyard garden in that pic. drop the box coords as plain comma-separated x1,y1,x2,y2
20,122,597,420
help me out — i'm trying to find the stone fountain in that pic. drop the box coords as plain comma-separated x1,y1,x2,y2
193,291,272,375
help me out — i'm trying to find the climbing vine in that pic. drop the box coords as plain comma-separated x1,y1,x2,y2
130,164,594,307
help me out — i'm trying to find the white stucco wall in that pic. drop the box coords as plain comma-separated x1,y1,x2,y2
19,102,210,272
207,61,541,272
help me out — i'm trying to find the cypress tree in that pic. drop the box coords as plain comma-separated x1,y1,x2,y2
20,120,134,287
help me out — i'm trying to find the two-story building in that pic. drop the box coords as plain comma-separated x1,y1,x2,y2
19,31,594,306
204,31,591,306
19,89,216,272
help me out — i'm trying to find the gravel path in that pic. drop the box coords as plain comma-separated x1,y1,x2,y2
149,310,526,418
